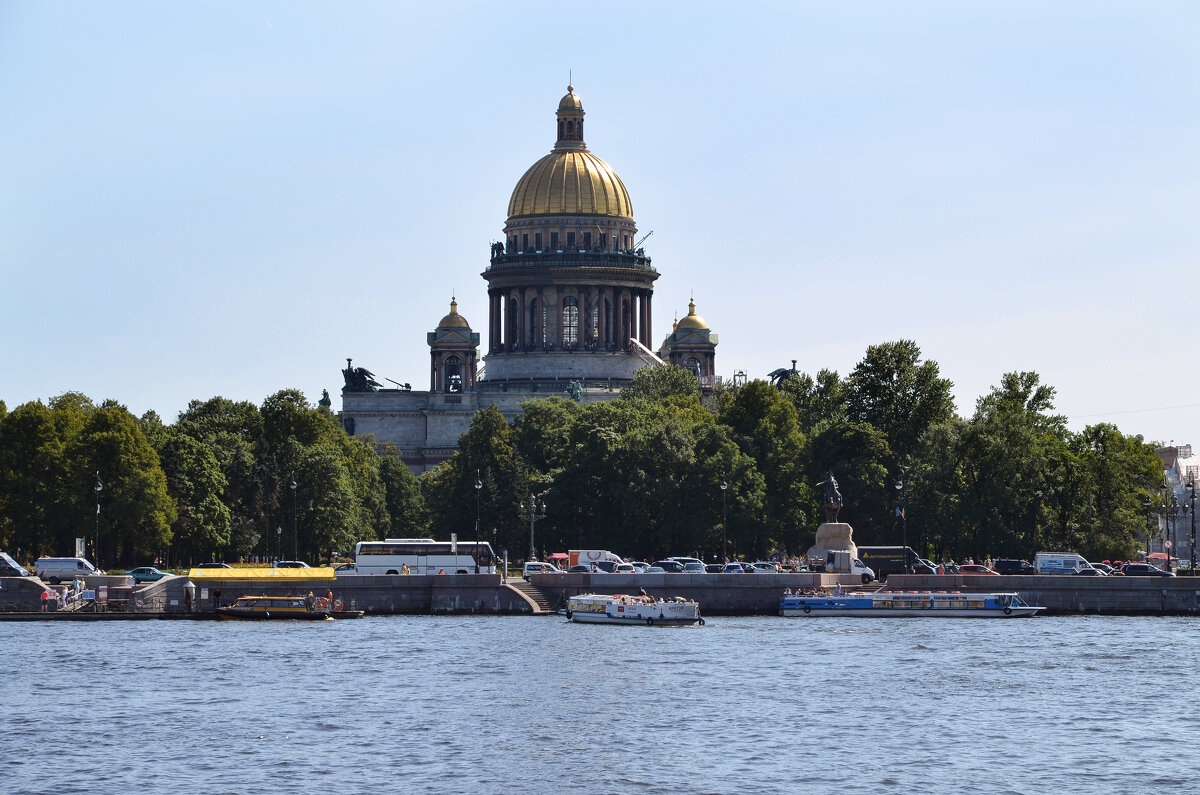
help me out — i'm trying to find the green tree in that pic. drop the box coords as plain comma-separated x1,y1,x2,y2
621,364,702,404
779,368,846,435
0,401,68,556
157,431,232,564
65,404,175,567
512,397,582,474
718,380,810,555
959,371,1069,559
378,447,428,537
1070,424,1164,560
845,340,954,460
806,422,892,544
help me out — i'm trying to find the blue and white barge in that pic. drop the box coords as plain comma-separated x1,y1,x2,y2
779,590,1042,618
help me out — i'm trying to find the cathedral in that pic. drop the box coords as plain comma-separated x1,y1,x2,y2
340,86,719,471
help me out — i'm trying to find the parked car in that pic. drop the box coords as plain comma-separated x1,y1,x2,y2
752,561,781,572
196,562,233,569
1121,563,1174,577
667,557,704,568
1089,562,1115,575
958,564,999,575
0,552,30,577
994,559,1037,575
272,560,310,568
916,558,939,574
629,561,651,572
1074,566,1106,576
652,560,686,573
35,557,100,583
523,561,562,579
645,566,666,573
722,562,748,573
126,566,168,583
613,563,636,574
567,564,594,573
681,562,706,573
704,564,724,573
334,563,358,576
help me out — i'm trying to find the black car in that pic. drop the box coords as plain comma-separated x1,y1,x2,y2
704,564,724,573
994,559,1037,575
652,559,686,573
1121,563,1174,577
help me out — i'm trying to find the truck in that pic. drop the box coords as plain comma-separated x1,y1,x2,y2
856,546,926,582
567,550,624,571
1034,552,1091,575
816,550,876,583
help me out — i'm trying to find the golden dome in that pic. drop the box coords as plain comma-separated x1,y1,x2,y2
437,298,470,329
508,150,633,218
675,299,708,330
559,85,582,110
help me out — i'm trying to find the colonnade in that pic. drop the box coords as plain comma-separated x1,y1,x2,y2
487,285,653,353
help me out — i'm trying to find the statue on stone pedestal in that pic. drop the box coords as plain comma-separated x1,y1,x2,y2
819,472,843,523
567,380,583,401
342,358,382,393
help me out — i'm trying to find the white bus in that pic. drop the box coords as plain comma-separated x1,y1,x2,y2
353,538,497,575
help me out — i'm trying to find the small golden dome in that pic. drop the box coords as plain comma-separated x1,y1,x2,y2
675,299,708,330
508,150,632,218
558,85,582,110
437,298,470,329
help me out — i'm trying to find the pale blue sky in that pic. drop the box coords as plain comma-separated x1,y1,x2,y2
2,2,1197,447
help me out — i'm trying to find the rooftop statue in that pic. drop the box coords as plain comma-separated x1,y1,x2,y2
819,472,843,524
342,358,382,393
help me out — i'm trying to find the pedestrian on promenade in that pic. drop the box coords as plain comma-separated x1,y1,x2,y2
40,589,49,612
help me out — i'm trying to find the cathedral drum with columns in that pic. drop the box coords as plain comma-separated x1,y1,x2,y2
339,86,718,471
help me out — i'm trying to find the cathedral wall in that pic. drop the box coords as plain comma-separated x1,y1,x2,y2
482,351,643,381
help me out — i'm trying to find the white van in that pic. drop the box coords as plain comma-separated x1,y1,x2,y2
1034,552,1090,575
35,557,100,583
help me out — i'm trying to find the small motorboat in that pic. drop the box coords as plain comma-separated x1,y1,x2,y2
215,595,333,620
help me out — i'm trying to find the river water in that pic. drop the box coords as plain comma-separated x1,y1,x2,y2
5,615,1199,794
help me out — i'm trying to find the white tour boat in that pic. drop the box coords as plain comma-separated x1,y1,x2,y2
779,590,1042,618
566,593,704,626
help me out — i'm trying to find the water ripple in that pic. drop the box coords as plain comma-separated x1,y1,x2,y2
4,615,1198,793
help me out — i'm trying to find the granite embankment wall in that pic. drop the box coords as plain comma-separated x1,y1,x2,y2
5,573,1199,616
143,574,537,615
886,574,1200,616
532,572,1200,616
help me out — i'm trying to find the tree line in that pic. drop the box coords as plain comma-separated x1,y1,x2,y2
0,340,1166,568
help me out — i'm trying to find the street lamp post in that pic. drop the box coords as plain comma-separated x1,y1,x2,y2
895,473,908,573
1187,481,1197,576
93,472,103,567
720,478,728,563
1166,492,1179,572
290,474,298,561
520,494,546,562
276,527,282,562
474,471,483,574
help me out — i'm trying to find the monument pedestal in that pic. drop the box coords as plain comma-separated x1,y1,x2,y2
806,522,858,562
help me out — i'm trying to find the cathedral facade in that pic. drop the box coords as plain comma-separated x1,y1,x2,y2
340,86,718,471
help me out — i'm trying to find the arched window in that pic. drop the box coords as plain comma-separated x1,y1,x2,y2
562,297,579,346
444,355,462,393
567,120,574,139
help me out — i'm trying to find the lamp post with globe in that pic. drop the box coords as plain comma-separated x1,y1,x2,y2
474,472,483,574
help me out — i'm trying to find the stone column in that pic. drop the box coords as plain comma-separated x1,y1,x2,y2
517,288,527,350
